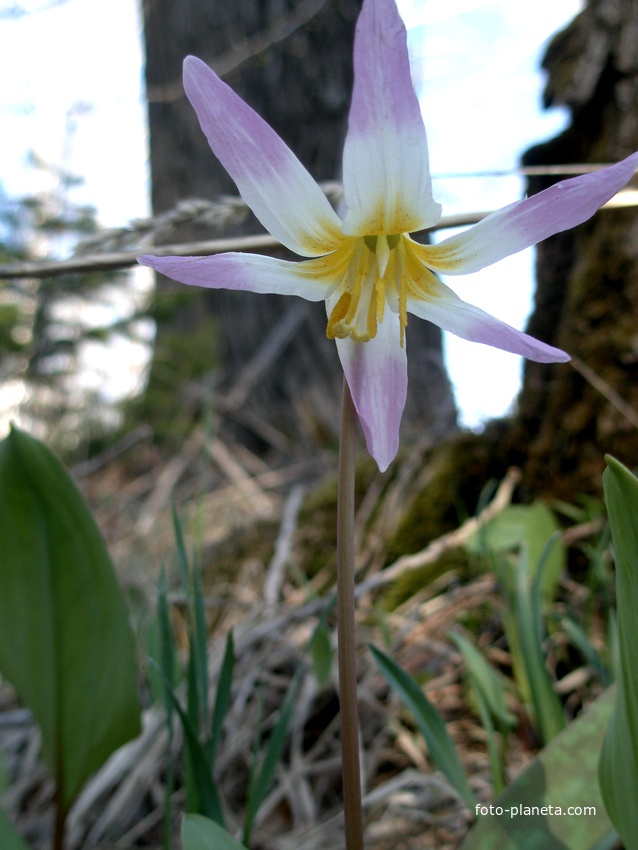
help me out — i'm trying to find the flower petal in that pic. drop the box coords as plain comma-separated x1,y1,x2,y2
334,310,407,471
425,152,638,274
406,273,570,363
341,0,441,236
138,252,329,301
183,56,344,257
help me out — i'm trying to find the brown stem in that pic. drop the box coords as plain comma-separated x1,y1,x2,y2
336,376,364,850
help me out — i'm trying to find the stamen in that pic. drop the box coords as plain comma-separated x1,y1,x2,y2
327,292,352,339
324,235,409,346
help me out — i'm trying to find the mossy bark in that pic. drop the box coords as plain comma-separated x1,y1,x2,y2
510,0,638,498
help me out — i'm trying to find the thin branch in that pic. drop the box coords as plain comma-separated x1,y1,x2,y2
1,180,634,281
146,0,330,103
356,467,522,597
571,354,638,431
0,213,490,280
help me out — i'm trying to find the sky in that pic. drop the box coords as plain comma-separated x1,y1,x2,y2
0,0,584,427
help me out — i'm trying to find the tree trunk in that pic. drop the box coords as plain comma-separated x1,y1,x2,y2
141,0,456,455
507,0,638,498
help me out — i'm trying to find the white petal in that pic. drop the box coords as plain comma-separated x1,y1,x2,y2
183,56,344,257
425,152,638,274
406,273,569,363
341,0,441,236
138,252,329,300
333,308,407,471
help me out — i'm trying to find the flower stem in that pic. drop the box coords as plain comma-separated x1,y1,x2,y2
337,376,364,850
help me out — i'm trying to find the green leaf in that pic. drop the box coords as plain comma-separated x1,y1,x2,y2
0,809,30,850
448,632,516,730
192,565,210,726
522,501,564,600
311,624,333,686
209,631,234,767
460,688,617,850
242,608,335,846
514,556,565,745
155,566,178,850
0,427,141,811
243,674,300,845
448,632,516,796
151,660,224,826
561,616,611,688
467,502,564,599
599,456,638,849
369,643,476,811
182,813,249,850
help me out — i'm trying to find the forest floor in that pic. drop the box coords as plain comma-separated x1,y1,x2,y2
0,424,609,850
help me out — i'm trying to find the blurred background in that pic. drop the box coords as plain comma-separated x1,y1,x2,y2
0,0,584,451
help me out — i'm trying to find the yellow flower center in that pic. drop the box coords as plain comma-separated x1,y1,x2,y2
325,233,408,346
297,233,438,347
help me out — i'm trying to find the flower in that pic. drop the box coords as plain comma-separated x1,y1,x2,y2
139,0,638,472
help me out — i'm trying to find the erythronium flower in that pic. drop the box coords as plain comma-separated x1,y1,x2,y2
139,0,638,473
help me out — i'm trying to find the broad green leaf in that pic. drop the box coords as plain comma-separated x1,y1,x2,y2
467,502,564,599
0,427,141,811
370,643,476,811
466,505,530,555
460,688,617,850
0,809,30,850
182,814,249,850
599,456,638,848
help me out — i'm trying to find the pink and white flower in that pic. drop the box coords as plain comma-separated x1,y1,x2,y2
139,0,638,471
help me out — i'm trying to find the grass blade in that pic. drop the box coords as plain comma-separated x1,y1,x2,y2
448,632,516,795
599,456,638,848
514,555,565,744
243,675,300,845
369,643,476,811
152,660,225,826
210,631,235,767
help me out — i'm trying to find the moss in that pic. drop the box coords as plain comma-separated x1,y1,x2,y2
373,425,510,609
295,454,381,585
386,425,509,564
126,308,221,445
381,548,470,611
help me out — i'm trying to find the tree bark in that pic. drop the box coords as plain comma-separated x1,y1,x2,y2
507,0,638,498
141,0,456,455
